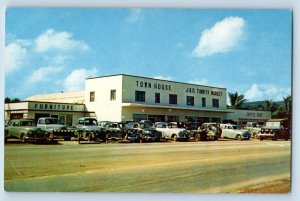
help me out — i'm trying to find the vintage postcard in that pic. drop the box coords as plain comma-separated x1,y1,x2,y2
4,8,292,193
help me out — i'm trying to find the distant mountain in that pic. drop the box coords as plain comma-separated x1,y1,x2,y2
244,101,284,108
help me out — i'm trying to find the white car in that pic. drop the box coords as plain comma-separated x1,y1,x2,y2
154,122,190,141
220,124,251,140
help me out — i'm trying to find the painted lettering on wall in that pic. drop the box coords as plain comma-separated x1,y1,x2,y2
185,88,222,96
34,103,74,111
246,112,263,117
136,81,171,91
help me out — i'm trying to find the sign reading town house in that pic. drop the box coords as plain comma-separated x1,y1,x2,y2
135,80,223,96
136,81,171,91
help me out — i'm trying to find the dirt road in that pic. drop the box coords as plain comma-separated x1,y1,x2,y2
4,139,291,193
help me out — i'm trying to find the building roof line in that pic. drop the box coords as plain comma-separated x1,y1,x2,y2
86,74,227,90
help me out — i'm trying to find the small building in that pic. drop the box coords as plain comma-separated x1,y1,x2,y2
5,92,95,126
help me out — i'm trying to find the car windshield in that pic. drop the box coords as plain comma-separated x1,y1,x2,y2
84,119,98,126
45,119,59,124
20,121,35,126
266,122,281,128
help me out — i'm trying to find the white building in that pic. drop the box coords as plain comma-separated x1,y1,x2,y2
5,74,271,125
84,74,270,124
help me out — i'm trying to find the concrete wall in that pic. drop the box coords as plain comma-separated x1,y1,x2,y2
85,75,123,122
224,109,271,123
122,75,227,110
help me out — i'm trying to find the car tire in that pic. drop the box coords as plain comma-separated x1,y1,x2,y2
173,135,178,141
272,134,278,141
195,134,201,141
20,134,27,143
236,134,242,141
259,136,264,141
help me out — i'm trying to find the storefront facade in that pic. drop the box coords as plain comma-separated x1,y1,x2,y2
5,74,271,125
5,101,94,126
85,74,230,123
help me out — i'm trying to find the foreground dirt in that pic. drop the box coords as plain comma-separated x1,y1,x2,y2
238,179,290,193
4,140,291,193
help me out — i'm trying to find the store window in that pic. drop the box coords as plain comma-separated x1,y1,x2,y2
211,117,221,123
169,94,177,104
186,96,194,106
132,114,147,121
135,91,145,102
90,91,95,102
155,93,160,103
212,99,219,108
110,89,116,101
202,97,206,107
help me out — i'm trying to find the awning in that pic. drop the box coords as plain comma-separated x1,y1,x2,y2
121,103,232,113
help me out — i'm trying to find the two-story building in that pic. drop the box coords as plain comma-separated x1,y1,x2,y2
5,74,272,125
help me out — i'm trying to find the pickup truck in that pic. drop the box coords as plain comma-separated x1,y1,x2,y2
37,117,76,141
75,117,106,141
258,119,290,141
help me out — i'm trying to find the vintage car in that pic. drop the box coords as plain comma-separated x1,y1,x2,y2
258,119,290,141
154,122,190,141
220,124,251,140
189,122,220,141
37,117,76,141
245,122,263,138
75,117,106,141
105,122,127,140
120,122,162,142
5,119,46,143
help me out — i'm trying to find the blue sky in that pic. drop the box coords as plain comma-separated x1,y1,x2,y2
5,8,292,102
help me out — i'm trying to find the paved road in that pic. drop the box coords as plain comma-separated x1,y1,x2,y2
4,140,291,193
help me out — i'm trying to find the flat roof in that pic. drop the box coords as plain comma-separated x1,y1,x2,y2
86,74,227,90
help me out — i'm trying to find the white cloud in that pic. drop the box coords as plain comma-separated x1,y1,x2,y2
28,66,63,83
153,75,172,80
245,83,291,101
5,43,27,75
193,17,246,57
127,9,142,23
34,29,89,53
63,68,98,92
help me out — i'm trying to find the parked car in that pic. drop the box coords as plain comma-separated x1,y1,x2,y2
245,122,263,138
121,122,162,142
5,119,46,143
105,122,127,140
75,117,106,141
189,122,220,141
37,117,76,141
220,124,251,140
258,119,290,141
154,122,190,141
98,121,112,128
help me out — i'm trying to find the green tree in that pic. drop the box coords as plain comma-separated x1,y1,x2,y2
228,92,247,109
5,97,21,103
5,97,11,103
283,95,292,116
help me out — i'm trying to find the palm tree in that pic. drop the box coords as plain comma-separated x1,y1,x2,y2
283,95,292,116
228,92,247,109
